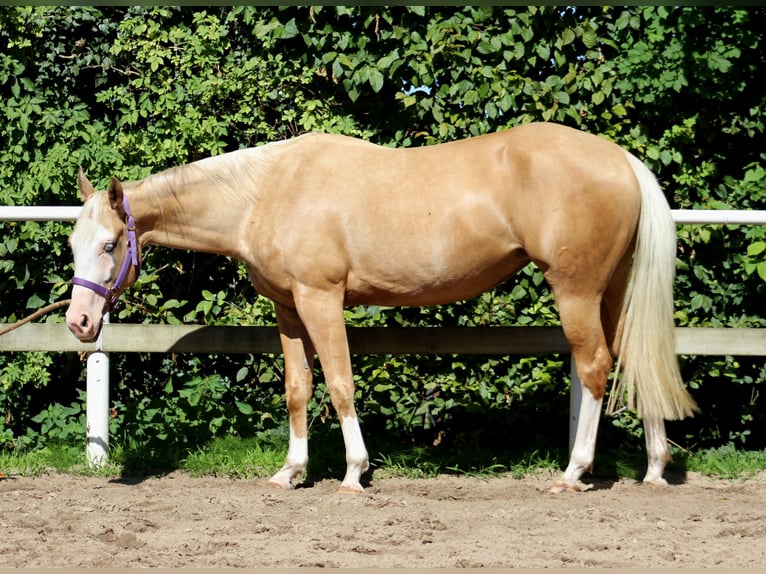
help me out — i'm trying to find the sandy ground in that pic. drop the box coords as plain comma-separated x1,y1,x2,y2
1,469,764,568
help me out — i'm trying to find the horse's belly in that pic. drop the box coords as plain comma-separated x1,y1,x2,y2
344,246,529,307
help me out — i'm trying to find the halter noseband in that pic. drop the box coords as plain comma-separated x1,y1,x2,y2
72,194,140,311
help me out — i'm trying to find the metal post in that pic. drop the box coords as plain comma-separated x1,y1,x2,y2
568,357,581,455
86,313,109,467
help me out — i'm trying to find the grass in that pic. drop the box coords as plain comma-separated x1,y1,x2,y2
2,437,765,483
681,443,766,480
0,444,83,476
181,435,285,478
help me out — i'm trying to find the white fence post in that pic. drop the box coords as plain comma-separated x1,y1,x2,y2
86,313,110,467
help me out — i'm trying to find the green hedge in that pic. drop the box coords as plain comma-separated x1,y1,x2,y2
1,6,764,459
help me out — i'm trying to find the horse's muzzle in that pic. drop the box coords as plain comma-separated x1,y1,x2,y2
66,309,103,343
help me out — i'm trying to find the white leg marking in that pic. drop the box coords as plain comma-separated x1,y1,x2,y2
553,388,603,492
268,426,308,489
642,415,671,485
338,416,369,493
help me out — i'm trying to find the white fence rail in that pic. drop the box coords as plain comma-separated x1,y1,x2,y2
1,206,766,466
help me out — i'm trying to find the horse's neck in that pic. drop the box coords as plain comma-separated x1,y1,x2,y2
129,162,252,259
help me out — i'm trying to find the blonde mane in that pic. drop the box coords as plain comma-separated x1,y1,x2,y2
135,138,296,201
118,138,298,237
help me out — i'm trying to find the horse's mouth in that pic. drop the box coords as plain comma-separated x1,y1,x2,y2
75,333,99,345
69,320,104,344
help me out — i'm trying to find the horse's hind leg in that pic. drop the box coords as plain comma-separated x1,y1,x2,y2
643,415,671,485
550,291,613,493
601,257,672,486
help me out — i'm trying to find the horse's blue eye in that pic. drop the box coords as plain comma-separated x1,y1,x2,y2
105,242,115,253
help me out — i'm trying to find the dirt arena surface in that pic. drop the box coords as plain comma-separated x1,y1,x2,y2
1,468,764,568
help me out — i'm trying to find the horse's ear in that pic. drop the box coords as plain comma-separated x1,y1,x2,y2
77,167,96,202
107,177,124,212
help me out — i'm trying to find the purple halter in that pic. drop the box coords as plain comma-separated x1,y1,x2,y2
72,194,140,311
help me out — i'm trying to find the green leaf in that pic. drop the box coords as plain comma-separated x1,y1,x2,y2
582,25,597,49
144,408,160,422
332,58,344,79
276,18,298,39
369,68,385,93
338,53,354,70
377,52,398,71
612,103,627,116
26,294,46,309
708,53,733,73
592,91,605,105
746,241,766,257
235,401,254,415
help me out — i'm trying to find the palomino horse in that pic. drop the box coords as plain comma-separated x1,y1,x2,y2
66,122,698,493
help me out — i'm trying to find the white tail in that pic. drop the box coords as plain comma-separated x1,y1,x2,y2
607,152,699,420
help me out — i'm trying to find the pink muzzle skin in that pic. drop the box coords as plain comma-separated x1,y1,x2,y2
71,194,141,313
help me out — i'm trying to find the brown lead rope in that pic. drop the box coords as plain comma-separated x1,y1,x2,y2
0,300,72,337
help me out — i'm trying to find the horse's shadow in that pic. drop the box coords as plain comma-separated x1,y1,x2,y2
109,468,175,486
293,473,374,491
581,459,689,491
108,465,688,491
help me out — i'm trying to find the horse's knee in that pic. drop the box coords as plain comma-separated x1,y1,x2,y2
286,387,311,413
327,379,358,419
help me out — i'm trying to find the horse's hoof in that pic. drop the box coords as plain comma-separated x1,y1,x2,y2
337,482,364,494
549,480,592,493
550,480,579,493
267,478,295,490
642,477,669,487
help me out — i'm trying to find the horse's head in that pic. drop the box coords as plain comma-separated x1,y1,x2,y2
66,169,141,343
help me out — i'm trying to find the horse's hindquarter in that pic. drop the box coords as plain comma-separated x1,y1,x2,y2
247,125,640,307
490,124,641,292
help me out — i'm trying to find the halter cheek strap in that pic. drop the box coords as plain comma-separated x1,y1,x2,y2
72,195,140,311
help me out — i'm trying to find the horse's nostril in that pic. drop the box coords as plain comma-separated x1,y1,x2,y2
79,315,90,329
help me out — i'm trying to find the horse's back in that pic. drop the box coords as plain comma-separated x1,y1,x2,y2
278,123,637,211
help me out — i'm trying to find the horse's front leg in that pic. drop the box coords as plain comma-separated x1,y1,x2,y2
294,285,369,493
268,303,315,489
